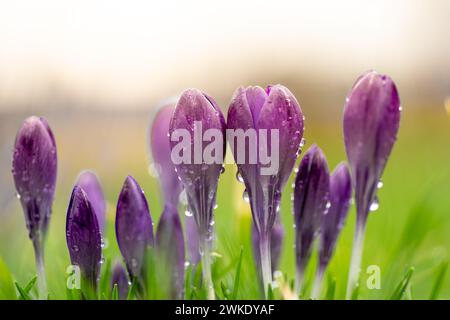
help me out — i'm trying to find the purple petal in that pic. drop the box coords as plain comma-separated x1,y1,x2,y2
319,162,352,269
115,176,154,281
169,89,226,241
111,261,129,300
150,103,183,205
75,170,106,232
155,205,185,299
66,185,102,291
12,116,57,240
293,145,330,273
343,71,401,225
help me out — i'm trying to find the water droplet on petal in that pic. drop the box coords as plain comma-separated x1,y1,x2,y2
236,170,244,183
185,209,193,217
377,180,383,189
220,166,225,174
242,189,250,203
369,197,379,212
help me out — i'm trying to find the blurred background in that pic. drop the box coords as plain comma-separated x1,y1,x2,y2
0,0,449,299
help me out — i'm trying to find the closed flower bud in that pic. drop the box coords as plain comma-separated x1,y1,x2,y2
111,261,129,300
66,186,102,296
227,85,303,294
115,176,154,292
293,144,329,294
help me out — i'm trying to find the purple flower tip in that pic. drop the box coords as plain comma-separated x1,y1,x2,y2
75,170,106,232
12,116,57,241
111,261,129,300
319,162,352,269
66,185,102,291
293,144,330,273
150,103,183,206
343,70,401,225
115,176,154,282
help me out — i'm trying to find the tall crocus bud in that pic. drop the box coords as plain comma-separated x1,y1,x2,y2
293,145,330,295
151,103,186,299
66,186,102,298
343,71,401,299
12,116,57,299
312,163,351,299
169,89,226,299
115,176,154,296
111,261,129,300
228,85,304,295
155,205,185,299
75,170,106,232
252,217,284,275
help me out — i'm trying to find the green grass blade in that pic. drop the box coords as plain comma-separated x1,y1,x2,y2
0,258,15,299
24,276,37,294
221,281,230,300
111,284,118,300
429,261,448,300
389,267,414,300
231,247,243,300
15,282,31,300
325,276,336,300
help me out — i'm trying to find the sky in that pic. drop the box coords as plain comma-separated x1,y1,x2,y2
0,0,449,110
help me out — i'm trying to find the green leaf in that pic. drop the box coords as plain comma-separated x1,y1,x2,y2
389,267,414,300
126,279,137,300
231,247,243,300
184,265,192,300
0,258,15,299
325,276,336,300
430,261,448,300
99,258,111,296
15,282,31,300
111,284,119,300
24,276,37,293
221,281,230,300
267,284,274,300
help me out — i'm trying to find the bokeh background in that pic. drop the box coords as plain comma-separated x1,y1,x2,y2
0,0,449,299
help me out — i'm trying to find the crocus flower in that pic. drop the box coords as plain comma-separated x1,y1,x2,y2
252,216,284,274
111,261,129,300
227,85,304,295
12,116,57,298
66,186,102,297
169,89,226,299
115,176,154,295
293,145,330,295
343,71,401,298
312,162,351,299
155,205,185,299
150,102,185,299
75,170,106,232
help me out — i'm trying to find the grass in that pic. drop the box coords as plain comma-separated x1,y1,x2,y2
0,107,449,300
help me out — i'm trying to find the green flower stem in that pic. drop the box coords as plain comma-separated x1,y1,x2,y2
346,222,366,299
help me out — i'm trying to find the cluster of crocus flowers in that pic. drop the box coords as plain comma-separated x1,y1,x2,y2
10,69,400,301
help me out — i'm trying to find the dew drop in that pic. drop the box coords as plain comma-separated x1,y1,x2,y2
377,180,383,189
369,198,379,212
300,138,306,148
184,261,190,268
236,170,244,183
214,203,218,210
185,209,193,217
242,189,250,203
16,193,21,200
325,201,331,209
220,166,225,174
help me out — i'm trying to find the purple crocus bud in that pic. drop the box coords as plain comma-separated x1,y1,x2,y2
343,71,401,298
227,85,303,294
111,261,129,300
155,204,185,299
150,102,183,205
12,116,57,298
115,176,154,292
75,170,106,232
252,217,284,275
293,144,330,294
169,89,226,299
186,214,201,265
66,186,102,296
312,162,351,299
